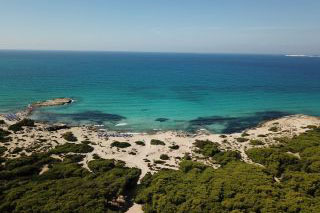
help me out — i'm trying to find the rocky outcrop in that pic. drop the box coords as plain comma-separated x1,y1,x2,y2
32,98,73,107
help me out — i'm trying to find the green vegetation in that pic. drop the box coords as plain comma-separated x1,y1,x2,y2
194,140,220,157
8,119,35,132
0,128,11,143
169,144,180,150
135,141,145,146
0,153,141,212
154,160,165,165
49,143,94,154
135,128,320,212
64,154,85,163
194,140,241,165
11,147,23,154
0,120,5,125
249,139,265,146
235,137,249,142
62,131,78,142
150,139,165,146
0,146,7,156
241,132,250,137
111,141,131,148
160,154,169,160
269,126,280,132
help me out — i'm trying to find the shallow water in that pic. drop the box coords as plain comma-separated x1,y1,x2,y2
0,50,319,133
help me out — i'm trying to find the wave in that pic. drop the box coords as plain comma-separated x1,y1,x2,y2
285,54,320,58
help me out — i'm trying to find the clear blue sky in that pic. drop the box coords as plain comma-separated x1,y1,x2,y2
1,0,319,54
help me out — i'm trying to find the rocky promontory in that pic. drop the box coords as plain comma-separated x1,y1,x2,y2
32,98,73,107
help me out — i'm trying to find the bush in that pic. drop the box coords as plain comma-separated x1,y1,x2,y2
150,139,165,146
62,132,77,142
160,154,169,160
154,160,165,164
0,120,5,125
0,128,11,142
8,119,35,132
212,151,241,166
268,126,279,132
194,140,220,157
50,143,93,154
135,141,146,146
11,147,23,154
236,137,249,143
0,146,8,156
64,154,85,163
169,145,180,150
241,132,250,137
111,141,131,148
249,139,265,146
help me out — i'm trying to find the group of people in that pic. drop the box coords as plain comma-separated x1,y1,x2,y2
97,131,133,138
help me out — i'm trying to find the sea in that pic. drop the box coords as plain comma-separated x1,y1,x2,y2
0,50,319,133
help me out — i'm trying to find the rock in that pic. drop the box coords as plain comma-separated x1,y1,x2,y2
32,98,73,107
155,118,169,122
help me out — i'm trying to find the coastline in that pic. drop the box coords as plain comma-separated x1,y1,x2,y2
1,100,320,212
1,100,320,177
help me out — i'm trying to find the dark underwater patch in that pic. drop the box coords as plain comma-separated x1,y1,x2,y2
189,111,291,134
34,110,126,123
155,118,169,122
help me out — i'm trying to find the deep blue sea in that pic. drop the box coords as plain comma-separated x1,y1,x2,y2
0,50,319,133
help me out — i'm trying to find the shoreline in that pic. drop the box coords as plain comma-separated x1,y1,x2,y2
1,109,320,176
1,104,320,213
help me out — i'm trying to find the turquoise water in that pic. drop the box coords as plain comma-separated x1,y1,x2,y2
0,50,320,133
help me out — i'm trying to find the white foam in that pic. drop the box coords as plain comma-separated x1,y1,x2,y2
115,123,128,126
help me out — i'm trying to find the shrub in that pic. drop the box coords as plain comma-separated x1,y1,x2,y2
160,154,169,160
194,140,220,157
0,146,8,156
169,145,180,150
62,132,77,142
135,141,146,146
50,143,93,154
0,128,11,142
0,120,5,125
64,154,85,163
154,160,165,164
150,139,165,146
241,132,250,137
110,141,131,148
11,147,23,154
8,119,35,132
249,139,265,146
236,137,249,143
268,126,279,132
212,151,241,166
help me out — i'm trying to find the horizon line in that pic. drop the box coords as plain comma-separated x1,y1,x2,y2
0,48,308,56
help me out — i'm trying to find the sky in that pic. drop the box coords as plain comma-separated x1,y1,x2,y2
0,0,319,54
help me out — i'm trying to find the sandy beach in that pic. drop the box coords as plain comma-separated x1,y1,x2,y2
1,110,320,178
